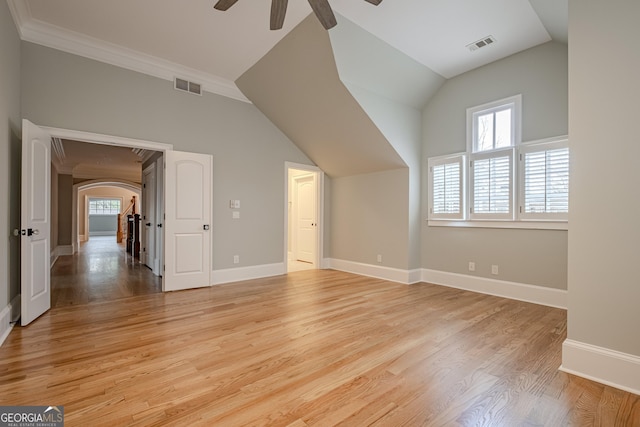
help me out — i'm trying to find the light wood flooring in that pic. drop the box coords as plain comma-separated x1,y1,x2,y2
1,247,639,425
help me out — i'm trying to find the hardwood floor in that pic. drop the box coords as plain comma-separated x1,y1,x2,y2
2,269,639,426
51,236,162,307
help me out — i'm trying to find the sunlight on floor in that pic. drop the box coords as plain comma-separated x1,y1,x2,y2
288,260,315,272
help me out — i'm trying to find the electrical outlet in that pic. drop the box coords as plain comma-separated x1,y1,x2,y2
377,254,382,263
468,262,475,272
233,255,239,264
491,265,499,275
232,211,240,219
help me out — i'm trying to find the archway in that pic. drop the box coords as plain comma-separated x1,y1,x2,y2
72,179,141,253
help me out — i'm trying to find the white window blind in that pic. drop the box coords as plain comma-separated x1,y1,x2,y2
471,152,512,218
519,139,569,220
428,154,465,220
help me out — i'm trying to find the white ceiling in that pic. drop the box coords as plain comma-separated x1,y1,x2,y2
9,0,567,102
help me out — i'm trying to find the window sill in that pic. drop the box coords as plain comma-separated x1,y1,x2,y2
427,219,568,230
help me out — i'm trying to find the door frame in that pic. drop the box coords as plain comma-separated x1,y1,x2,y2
41,126,172,274
284,162,325,271
142,163,156,270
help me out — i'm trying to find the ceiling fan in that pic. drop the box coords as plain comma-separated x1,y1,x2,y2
213,0,383,31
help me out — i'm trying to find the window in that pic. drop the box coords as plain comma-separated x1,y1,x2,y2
89,198,121,215
468,95,520,219
427,93,569,228
428,154,465,220
519,139,569,220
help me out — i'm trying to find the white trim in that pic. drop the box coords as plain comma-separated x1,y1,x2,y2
212,263,286,286
428,153,466,221
0,295,21,347
421,269,567,309
327,258,422,285
50,245,74,267
7,1,250,103
40,127,173,152
284,162,325,273
428,219,568,230
561,339,640,395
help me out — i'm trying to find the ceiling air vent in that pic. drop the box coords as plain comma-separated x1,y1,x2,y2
174,77,202,96
466,35,496,52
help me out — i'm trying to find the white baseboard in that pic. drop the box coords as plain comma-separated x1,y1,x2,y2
561,339,640,395
326,258,422,284
89,232,117,236
422,269,567,309
212,262,286,285
0,295,21,347
51,245,74,268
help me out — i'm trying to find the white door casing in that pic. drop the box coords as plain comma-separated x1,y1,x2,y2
294,174,316,264
155,156,164,276
21,120,52,326
164,151,212,291
142,164,156,270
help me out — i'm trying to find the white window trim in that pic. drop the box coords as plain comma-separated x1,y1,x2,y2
518,136,569,221
88,197,123,215
467,94,522,154
428,153,466,221
427,91,568,230
469,148,515,221
465,95,521,220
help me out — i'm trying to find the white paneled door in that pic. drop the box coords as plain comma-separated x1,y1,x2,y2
295,174,317,264
21,120,51,326
163,151,212,291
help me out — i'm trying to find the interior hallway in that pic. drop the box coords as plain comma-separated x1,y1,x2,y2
51,236,162,307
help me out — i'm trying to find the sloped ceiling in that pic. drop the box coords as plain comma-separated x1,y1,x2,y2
236,15,406,178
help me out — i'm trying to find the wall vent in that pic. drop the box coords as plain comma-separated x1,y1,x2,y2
466,35,496,52
174,77,203,96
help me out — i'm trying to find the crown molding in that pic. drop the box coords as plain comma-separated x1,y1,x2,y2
7,1,250,103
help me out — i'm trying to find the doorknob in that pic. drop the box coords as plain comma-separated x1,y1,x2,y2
203,225,210,230
26,228,39,236
146,222,152,226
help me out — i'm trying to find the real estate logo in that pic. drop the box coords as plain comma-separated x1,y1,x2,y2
0,406,64,427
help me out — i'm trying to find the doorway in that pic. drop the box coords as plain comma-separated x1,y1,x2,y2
22,122,214,325
285,162,324,272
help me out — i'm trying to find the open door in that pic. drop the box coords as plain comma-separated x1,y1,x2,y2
294,174,317,264
163,151,212,291
20,120,51,326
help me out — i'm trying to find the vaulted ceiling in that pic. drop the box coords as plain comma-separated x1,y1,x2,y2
9,0,567,103
9,0,567,178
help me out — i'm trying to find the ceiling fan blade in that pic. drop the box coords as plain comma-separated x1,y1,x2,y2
214,0,239,11
271,0,288,30
308,0,337,30
364,0,383,5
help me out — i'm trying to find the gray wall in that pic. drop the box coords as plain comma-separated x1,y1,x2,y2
422,41,568,289
21,42,313,270
51,165,59,252
0,2,21,311
331,168,409,269
89,215,117,235
567,1,640,356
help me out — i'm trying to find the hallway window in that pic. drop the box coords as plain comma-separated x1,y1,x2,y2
89,198,121,215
